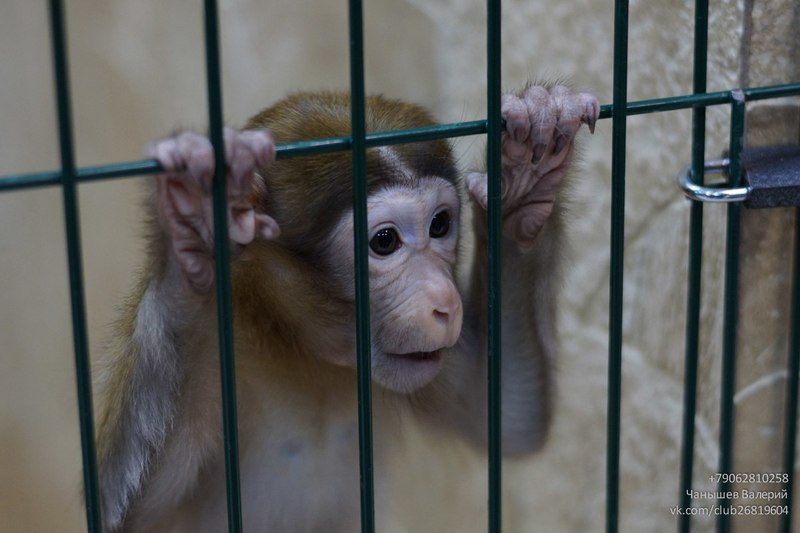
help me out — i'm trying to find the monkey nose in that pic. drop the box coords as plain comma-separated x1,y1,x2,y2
431,291,463,345
431,289,459,320
432,309,450,321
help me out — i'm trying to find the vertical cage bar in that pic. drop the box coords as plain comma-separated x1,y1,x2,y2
780,209,800,533
203,1,243,531
716,90,745,533
48,1,101,530
486,0,503,532
606,0,629,532
678,1,709,531
347,0,376,531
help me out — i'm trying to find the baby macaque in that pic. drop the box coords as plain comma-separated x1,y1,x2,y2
96,85,598,531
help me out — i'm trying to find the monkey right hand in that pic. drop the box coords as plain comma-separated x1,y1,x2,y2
149,128,280,294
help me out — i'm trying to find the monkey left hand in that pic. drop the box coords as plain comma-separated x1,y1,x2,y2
467,85,599,251
149,127,280,293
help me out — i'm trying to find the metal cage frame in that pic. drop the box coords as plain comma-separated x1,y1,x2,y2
1,0,800,532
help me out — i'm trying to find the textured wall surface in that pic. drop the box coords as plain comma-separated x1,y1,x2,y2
0,0,797,531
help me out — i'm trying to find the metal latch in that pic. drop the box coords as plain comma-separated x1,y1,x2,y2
678,145,800,207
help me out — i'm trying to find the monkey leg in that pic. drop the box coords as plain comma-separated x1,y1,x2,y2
467,84,599,250
149,128,280,293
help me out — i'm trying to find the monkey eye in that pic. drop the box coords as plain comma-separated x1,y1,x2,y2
369,228,401,256
429,210,451,239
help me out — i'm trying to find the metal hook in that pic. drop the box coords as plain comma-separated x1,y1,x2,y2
677,159,749,203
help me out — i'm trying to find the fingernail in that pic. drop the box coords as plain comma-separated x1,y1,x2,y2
553,135,568,155
583,115,597,134
531,143,547,164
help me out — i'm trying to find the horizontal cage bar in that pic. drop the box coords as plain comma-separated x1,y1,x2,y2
2,83,799,193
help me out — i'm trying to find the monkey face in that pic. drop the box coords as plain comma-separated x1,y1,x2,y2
322,177,463,393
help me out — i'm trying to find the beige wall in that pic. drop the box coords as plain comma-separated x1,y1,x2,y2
1,0,797,531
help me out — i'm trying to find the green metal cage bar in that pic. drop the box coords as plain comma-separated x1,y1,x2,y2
486,0,503,531
7,84,800,194
47,1,102,531
606,0,629,531
346,0,376,530
717,91,746,533
202,0,244,530
783,210,800,533
678,0,708,530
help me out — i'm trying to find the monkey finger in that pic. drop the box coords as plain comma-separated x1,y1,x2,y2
521,85,557,162
255,212,281,240
167,215,216,293
579,92,600,134
227,206,281,247
501,94,531,143
466,171,489,210
550,85,584,154
222,127,243,183
175,132,215,191
228,150,257,193
148,132,216,196
148,137,183,173
228,206,256,247
239,129,276,168
552,88,600,137
225,129,276,199
164,179,205,220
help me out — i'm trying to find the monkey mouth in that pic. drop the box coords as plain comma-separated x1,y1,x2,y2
389,349,442,362
375,349,446,392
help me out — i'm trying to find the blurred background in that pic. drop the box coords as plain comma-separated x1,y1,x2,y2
1,0,798,531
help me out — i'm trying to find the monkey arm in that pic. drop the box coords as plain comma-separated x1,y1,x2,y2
96,266,221,530
429,85,598,455
455,205,563,455
95,129,278,530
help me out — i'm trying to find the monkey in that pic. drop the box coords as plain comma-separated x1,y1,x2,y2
95,85,599,532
